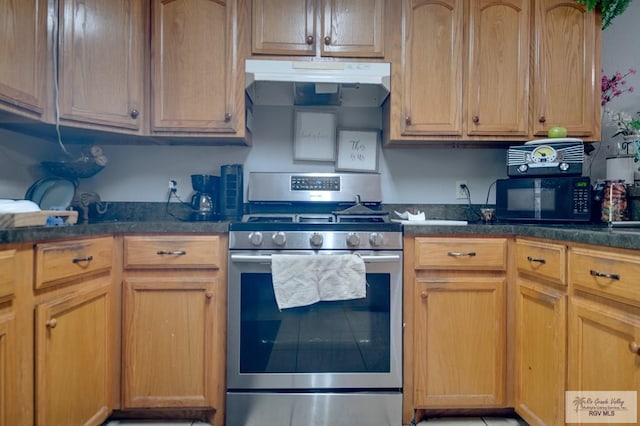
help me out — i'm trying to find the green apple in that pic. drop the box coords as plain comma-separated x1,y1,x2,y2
548,126,568,138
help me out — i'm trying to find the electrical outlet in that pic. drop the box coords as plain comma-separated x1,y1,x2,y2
455,180,468,199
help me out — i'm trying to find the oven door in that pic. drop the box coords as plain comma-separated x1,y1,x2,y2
227,250,402,390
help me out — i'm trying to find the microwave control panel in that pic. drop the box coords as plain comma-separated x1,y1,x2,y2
572,179,591,214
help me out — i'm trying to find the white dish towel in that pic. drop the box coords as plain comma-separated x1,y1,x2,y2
271,254,367,310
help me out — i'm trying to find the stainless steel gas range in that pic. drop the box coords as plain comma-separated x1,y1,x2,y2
226,172,403,426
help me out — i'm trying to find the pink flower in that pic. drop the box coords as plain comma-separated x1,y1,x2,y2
602,68,637,106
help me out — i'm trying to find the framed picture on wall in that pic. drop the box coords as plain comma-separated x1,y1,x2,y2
335,129,379,172
293,110,337,161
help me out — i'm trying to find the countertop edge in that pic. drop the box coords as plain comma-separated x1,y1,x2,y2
2,221,639,251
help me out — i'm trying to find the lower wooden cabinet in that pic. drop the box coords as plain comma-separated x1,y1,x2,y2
515,278,566,426
568,296,640,393
413,275,506,407
35,277,113,426
0,311,15,426
122,277,217,408
404,236,507,422
121,235,227,424
514,238,567,426
568,245,640,399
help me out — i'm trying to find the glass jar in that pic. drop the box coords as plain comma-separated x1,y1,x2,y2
601,180,628,222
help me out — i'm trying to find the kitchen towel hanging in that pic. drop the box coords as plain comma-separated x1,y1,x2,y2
271,254,366,310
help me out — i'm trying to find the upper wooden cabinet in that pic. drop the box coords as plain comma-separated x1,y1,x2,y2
0,0,47,117
58,0,145,131
533,0,599,138
466,0,530,136
151,0,245,136
398,0,463,136
251,0,385,58
385,0,601,144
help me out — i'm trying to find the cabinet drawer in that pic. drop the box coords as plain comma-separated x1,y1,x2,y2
414,237,507,270
516,239,566,285
0,249,16,301
124,235,221,269
569,247,640,306
35,236,113,290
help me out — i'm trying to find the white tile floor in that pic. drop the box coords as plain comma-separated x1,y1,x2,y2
103,422,210,426
418,417,528,425
103,418,527,426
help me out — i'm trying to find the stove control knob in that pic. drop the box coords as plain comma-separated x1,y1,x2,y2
272,231,287,247
309,232,324,247
559,162,570,171
248,231,263,246
346,232,361,247
369,232,384,247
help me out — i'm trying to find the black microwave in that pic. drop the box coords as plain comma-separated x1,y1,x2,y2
495,176,591,222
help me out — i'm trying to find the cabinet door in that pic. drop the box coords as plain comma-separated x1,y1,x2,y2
0,313,15,426
35,280,112,426
321,0,385,57
515,279,566,426
0,0,47,116
413,276,506,407
533,0,599,137
401,0,463,136
467,0,529,136
252,0,315,55
151,0,238,133
123,277,217,408
568,297,640,394
58,0,144,130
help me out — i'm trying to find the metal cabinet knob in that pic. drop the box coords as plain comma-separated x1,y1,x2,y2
306,35,314,45
539,116,546,123
130,109,139,119
224,113,232,122
324,36,331,45
472,116,480,124
405,116,411,125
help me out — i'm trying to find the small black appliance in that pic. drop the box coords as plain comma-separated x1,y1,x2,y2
189,174,219,221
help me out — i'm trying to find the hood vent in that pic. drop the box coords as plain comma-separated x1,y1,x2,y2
245,59,390,107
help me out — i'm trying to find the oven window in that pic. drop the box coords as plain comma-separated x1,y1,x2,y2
239,273,391,374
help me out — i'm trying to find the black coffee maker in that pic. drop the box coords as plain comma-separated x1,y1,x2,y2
190,174,220,221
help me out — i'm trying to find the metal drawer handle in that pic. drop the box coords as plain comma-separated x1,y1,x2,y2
72,255,93,263
157,250,187,256
589,269,620,280
527,256,546,264
447,251,476,257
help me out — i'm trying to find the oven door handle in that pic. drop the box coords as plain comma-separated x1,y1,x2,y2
230,254,401,263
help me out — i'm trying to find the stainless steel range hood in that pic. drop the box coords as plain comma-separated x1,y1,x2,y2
245,59,390,107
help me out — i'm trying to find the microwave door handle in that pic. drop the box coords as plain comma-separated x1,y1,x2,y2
230,254,401,263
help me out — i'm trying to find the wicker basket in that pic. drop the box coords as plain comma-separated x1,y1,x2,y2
41,160,104,179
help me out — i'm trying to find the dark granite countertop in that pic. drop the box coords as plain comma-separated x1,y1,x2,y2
401,223,640,250
0,220,232,244
1,219,639,251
